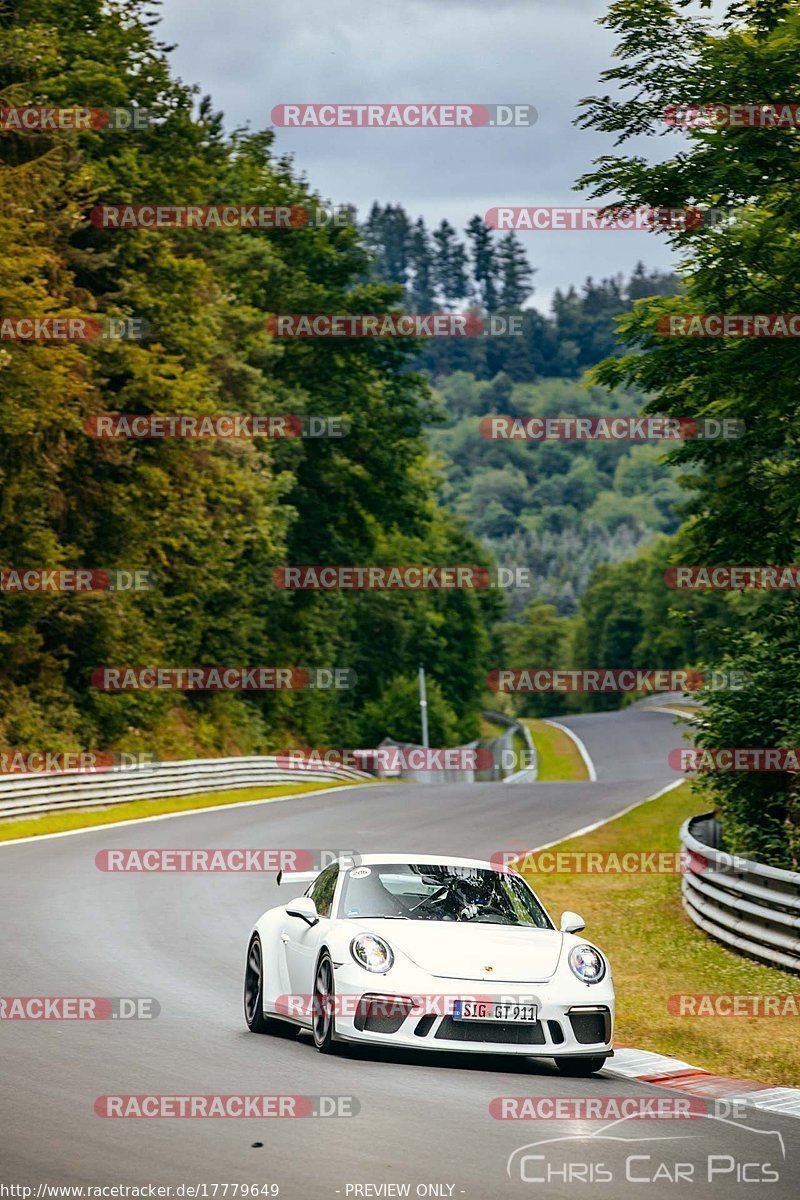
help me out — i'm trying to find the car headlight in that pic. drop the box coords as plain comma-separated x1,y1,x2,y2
350,933,394,973
568,944,606,984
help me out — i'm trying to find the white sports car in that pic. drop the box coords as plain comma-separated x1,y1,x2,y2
244,854,614,1074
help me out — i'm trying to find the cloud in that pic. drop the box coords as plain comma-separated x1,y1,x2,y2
158,0,677,309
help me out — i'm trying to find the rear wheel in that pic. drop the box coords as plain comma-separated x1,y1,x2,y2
312,950,339,1053
244,934,299,1038
554,1056,606,1076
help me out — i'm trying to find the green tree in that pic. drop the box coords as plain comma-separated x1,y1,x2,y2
358,674,460,747
497,231,534,310
409,217,435,310
577,0,800,861
466,214,498,313
432,219,470,310
496,601,571,717
0,0,496,756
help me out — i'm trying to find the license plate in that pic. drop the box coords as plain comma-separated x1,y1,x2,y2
452,1001,538,1023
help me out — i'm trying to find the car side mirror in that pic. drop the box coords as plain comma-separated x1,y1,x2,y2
560,910,585,934
286,896,319,927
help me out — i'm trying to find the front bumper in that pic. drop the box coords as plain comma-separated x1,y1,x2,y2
327,963,614,1057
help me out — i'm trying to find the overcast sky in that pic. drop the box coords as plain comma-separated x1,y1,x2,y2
157,0,687,311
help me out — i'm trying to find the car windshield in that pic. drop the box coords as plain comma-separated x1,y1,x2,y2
339,862,552,928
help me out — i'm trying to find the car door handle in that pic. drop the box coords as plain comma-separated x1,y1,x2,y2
280,933,290,944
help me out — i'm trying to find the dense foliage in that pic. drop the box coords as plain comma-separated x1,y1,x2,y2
575,0,800,865
494,538,732,717
0,0,498,755
429,372,684,615
6,0,800,874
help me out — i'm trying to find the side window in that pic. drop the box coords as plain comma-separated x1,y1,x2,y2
309,864,339,918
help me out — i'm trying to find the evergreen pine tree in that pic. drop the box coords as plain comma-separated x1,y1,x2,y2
432,219,470,310
466,214,498,312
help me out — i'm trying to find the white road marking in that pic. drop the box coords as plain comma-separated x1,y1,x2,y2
522,779,684,856
543,718,598,781
0,781,386,848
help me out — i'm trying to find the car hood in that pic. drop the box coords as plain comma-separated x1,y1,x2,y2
353,919,564,982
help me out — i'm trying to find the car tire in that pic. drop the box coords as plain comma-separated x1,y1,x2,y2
554,1056,606,1076
244,934,299,1038
312,949,340,1054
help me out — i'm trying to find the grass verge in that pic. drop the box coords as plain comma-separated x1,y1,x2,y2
511,729,529,772
521,781,799,1087
0,780,363,843
522,718,589,781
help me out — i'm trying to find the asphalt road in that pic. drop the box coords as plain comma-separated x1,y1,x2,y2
555,706,693,784
1,709,797,1197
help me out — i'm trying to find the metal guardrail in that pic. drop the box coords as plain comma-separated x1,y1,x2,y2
374,736,488,784
374,715,535,784
680,812,800,974
0,756,374,819
483,711,538,783
0,715,538,821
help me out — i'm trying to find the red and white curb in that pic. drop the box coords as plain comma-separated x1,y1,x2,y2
608,1047,800,1118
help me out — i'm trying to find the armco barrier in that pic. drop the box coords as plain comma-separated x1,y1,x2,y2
374,736,487,784
0,756,374,819
680,812,800,973
376,715,536,784
483,711,538,783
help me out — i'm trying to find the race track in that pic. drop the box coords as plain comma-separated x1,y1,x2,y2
1,709,797,1197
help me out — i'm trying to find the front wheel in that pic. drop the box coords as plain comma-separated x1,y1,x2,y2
554,1056,606,1076
244,934,298,1038
312,950,339,1053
